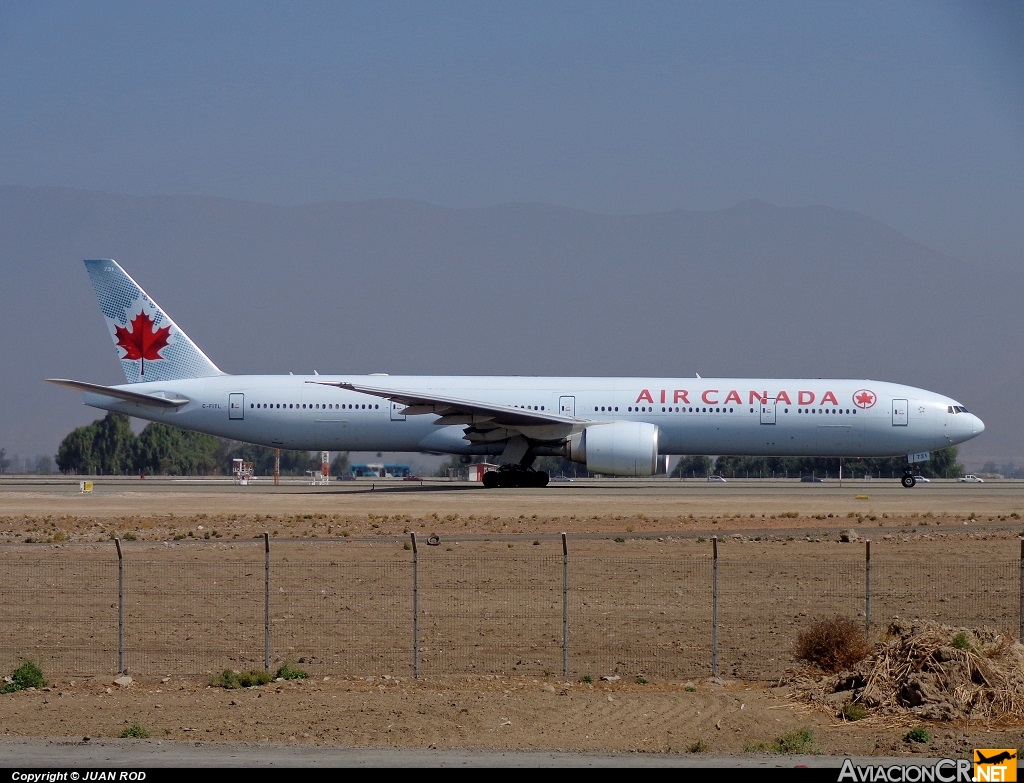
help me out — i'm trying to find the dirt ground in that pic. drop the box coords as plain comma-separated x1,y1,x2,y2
0,476,1022,761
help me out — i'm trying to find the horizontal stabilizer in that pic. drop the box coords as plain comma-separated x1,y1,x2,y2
45,379,190,408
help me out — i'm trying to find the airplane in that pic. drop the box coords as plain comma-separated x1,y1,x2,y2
47,259,985,488
975,751,1016,765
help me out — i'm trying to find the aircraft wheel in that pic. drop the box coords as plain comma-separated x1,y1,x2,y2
901,474,916,488
534,471,549,487
482,472,499,488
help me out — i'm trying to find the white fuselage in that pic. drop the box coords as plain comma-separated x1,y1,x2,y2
83,374,983,459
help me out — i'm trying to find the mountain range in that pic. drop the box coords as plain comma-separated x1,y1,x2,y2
0,185,1014,471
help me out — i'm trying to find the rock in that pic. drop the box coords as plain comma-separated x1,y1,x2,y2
899,674,942,707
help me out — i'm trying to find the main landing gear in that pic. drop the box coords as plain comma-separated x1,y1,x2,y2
482,464,550,488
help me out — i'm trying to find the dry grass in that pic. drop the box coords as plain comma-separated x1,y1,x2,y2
790,620,1024,725
795,615,872,673
856,620,1024,721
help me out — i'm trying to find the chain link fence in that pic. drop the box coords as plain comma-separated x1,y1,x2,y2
1,535,1020,681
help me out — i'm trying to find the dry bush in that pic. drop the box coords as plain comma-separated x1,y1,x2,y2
795,615,872,673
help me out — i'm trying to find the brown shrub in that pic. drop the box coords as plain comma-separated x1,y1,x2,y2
795,615,872,673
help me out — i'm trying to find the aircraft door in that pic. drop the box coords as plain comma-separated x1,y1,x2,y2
892,398,908,426
229,393,244,420
559,396,576,417
759,399,776,425
390,402,406,422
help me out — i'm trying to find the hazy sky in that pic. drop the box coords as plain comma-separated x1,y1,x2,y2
2,1,1023,268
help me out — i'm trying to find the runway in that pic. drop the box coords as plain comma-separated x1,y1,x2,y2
2,475,1020,523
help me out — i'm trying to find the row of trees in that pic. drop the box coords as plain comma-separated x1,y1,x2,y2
673,451,963,479
53,413,350,477
451,451,964,480
0,448,55,475
978,461,1024,479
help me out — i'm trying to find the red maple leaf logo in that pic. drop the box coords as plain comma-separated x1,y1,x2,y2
853,390,876,409
114,311,171,376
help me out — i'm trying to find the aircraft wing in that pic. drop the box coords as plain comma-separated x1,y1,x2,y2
309,381,584,429
45,379,190,408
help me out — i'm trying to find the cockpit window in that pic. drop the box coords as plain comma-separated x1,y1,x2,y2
947,405,970,414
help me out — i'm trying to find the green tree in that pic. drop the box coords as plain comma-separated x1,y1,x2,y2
220,442,317,476
671,455,713,478
56,413,136,475
924,447,963,478
712,447,963,479
714,455,798,477
33,455,54,474
534,456,586,477
134,423,219,475
329,451,350,477
276,449,318,475
56,425,97,474
434,456,466,478
0,448,10,474
981,461,1023,479
92,413,136,474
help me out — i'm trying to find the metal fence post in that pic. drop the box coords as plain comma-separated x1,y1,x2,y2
264,532,270,671
561,532,568,678
865,538,871,634
115,538,123,674
711,536,718,679
411,532,419,679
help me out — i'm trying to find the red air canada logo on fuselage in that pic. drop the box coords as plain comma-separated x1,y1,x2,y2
115,310,170,376
635,388,842,406
853,389,877,409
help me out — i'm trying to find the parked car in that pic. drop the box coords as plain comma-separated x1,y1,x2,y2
959,474,984,483
912,475,930,483
707,475,727,483
800,476,824,483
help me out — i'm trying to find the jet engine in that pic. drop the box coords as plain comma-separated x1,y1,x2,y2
565,421,660,476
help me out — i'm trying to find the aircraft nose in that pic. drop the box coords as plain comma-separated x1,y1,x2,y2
971,414,985,436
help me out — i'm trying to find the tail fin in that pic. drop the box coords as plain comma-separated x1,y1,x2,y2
85,259,224,382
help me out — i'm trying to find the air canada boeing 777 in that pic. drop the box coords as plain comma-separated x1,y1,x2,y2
47,260,985,488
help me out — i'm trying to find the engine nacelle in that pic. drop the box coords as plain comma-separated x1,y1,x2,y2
565,421,660,476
